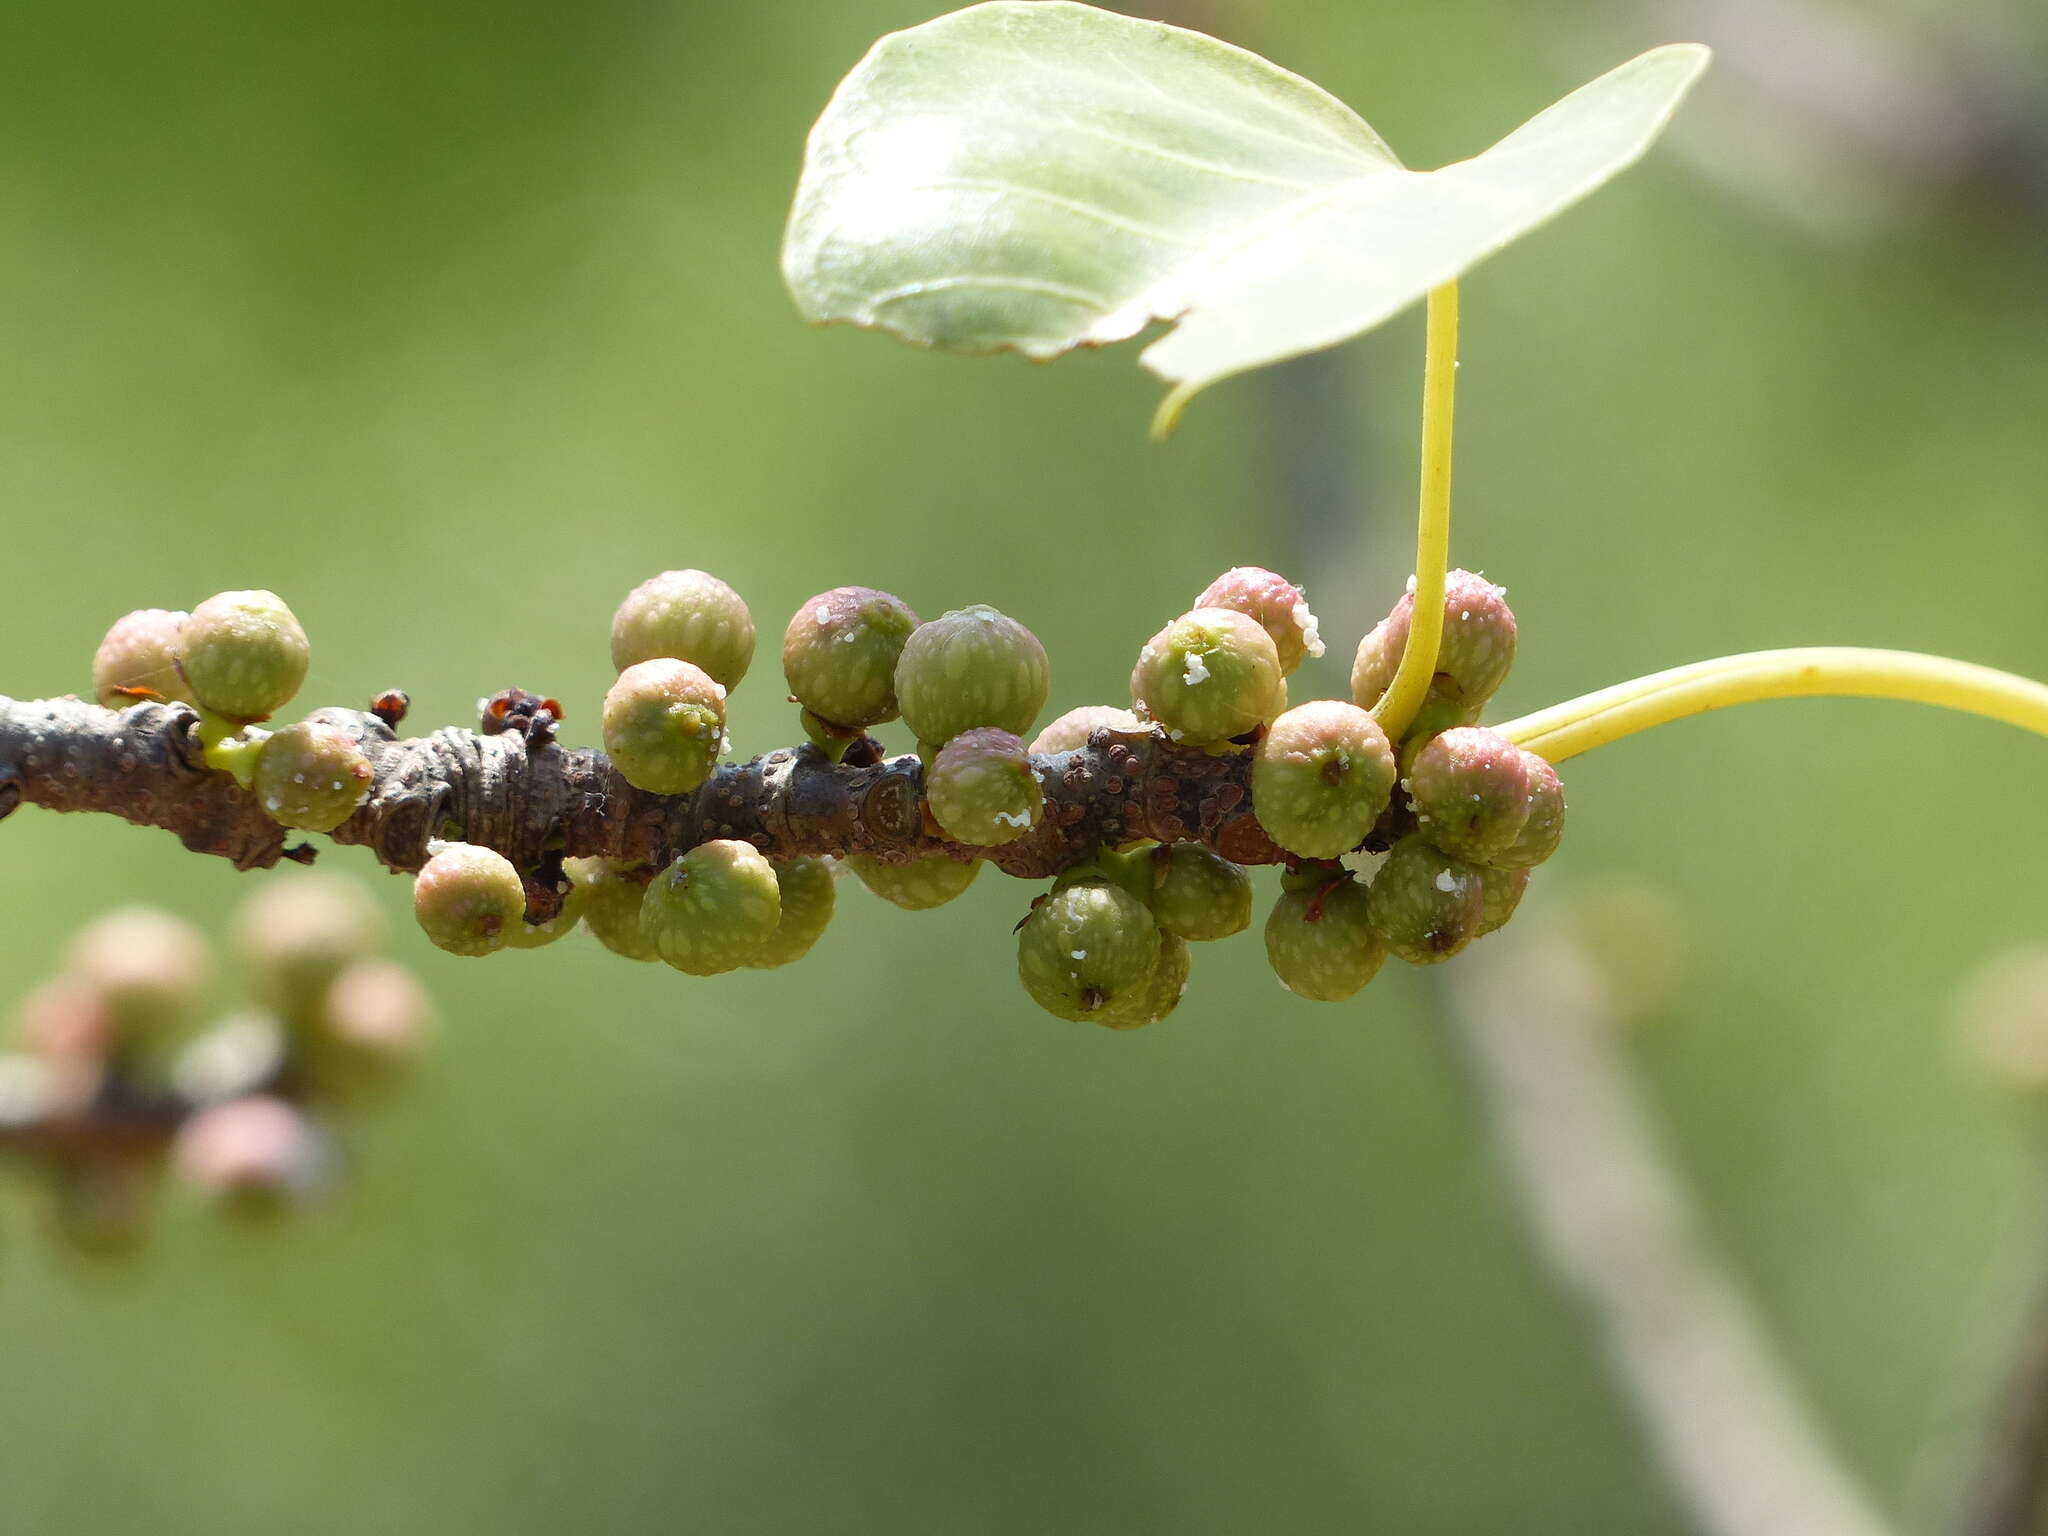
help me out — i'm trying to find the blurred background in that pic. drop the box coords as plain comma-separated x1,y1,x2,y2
3,0,2047,1530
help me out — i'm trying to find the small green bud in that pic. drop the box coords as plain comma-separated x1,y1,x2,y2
236,874,384,1013
566,857,661,961
641,839,781,975
1475,865,1531,938
1264,875,1385,1001
180,589,310,722
1351,570,1517,712
1367,836,1486,964
1130,608,1282,747
745,856,837,969
1028,704,1144,755
92,608,195,707
1016,880,1162,1023
610,569,756,691
1101,932,1191,1030
251,721,373,832
926,726,1042,847
847,852,981,910
1492,753,1567,870
67,907,210,1040
1407,727,1533,864
894,604,1050,746
1146,843,1252,942
782,586,920,729
1251,700,1398,859
1192,567,1324,676
602,657,727,796
412,842,526,957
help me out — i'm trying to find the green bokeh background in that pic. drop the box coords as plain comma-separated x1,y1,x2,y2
4,2,2046,1530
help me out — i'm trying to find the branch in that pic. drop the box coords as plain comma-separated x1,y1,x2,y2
1443,932,1897,1536
0,695,1284,882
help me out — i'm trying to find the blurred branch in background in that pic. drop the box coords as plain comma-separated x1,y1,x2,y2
1946,949,2048,1536
1629,0,2048,235
1443,908,1896,1536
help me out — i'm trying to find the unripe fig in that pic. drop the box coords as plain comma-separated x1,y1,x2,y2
610,569,756,691
783,586,920,729
1475,865,1532,939
1351,570,1517,711
1251,700,1398,859
16,976,117,1063
92,608,194,707
1193,567,1324,675
1367,836,1486,964
745,856,837,969
603,657,727,796
1131,608,1283,747
1407,726,1532,863
1016,880,1162,1024
926,726,1042,847
1264,875,1385,1001
413,842,526,957
67,907,210,1039
641,839,781,976
1393,680,1487,774
252,720,373,832
1493,752,1567,870
180,589,310,721
847,852,980,910
1028,704,1144,755
894,604,1050,746
0,1050,97,1125
236,874,384,1012
1101,932,1191,1030
1146,843,1253,942
566,858,660,961
173,1095,333,1215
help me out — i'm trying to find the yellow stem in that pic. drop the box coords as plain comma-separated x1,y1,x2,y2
1495,647,2048,763
1372,282,1459,740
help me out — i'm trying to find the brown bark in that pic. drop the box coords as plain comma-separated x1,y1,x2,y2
0,695,1282,888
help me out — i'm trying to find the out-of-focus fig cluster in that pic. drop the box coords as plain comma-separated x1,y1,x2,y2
0,876,433,1258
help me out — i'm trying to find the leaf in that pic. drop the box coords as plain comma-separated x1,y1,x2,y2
781,2,1709,432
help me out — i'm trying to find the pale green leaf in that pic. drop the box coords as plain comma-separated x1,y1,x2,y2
782,1,1709,430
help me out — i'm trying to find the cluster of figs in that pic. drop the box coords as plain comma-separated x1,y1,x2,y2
84,562,1564,1027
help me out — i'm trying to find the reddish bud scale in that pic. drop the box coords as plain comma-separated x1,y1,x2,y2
1193,566,1324,676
